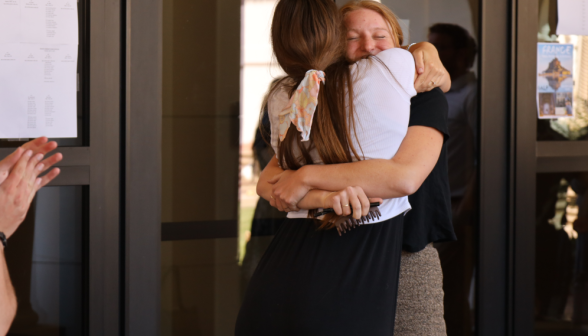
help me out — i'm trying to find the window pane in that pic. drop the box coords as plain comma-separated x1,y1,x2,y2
381,0,480,334
7,186,87,336
535,173,588,335
537,0,588,141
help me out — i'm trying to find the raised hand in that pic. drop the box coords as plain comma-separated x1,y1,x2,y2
0,137,62,239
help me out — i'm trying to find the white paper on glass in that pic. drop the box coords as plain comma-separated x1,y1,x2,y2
0,0,78,138
557,0,588,36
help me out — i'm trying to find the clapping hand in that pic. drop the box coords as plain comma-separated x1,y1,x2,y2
0,137,62,239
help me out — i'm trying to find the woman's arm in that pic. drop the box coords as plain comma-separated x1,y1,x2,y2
257,158,335,212
269,126,444,208
257,157,381,219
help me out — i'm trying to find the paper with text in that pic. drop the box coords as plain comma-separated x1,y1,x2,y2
0,0,78,138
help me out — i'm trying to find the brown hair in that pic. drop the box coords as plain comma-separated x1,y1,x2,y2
271,0,361,169
340,0,404,47
271,0,362,229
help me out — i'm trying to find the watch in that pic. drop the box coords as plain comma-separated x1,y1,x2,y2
0,232,6,248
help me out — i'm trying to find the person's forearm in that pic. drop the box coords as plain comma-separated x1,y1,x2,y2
0,249,16,335
257,158,332,210
295,189,332,210
299,159,419,199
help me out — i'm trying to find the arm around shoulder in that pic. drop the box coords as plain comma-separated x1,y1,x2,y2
386,125,444,195
298,125,444,198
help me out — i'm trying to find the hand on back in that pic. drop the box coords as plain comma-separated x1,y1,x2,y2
0,137,62,239
409,42,451,93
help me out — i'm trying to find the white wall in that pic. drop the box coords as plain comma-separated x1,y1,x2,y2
383,0,476,44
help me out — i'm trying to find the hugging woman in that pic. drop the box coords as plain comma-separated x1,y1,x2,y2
235,1,454,335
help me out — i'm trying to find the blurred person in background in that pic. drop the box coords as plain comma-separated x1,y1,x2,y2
240,80,288,296
428,23,478,336
0,137,62,335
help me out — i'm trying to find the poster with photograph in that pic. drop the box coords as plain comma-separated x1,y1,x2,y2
537,43,574,119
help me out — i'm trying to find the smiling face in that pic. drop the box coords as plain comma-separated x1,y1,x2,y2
344,8,397,62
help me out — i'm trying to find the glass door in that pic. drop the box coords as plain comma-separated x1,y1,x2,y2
514,0,588,335
0,0,124,334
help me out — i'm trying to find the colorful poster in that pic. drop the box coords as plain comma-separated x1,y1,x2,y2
537,43,574,119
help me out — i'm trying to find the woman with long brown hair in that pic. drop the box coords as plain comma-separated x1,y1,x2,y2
265,2,456,335
235,0,424,334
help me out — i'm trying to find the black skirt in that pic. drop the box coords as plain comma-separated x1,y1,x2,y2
235,214,404,336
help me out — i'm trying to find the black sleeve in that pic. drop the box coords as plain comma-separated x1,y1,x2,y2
409,87,449,139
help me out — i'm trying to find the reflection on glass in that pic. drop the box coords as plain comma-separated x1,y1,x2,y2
161,0,241,333
428,22,478,336
161,239,240,336
7,186,86,336
535,173,588,335
380,3,480,333
537,0,588,141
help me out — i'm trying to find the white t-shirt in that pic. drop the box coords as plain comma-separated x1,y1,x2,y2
268,48,417,224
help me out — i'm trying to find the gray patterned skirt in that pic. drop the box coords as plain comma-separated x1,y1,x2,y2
394,243,447,336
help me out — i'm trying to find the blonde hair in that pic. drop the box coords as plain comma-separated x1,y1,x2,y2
340,0,404,47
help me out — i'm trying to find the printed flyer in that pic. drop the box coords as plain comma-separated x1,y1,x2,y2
537,43,574,119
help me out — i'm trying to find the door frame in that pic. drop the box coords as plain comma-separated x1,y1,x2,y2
477,0,513,335
123,0,162,335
